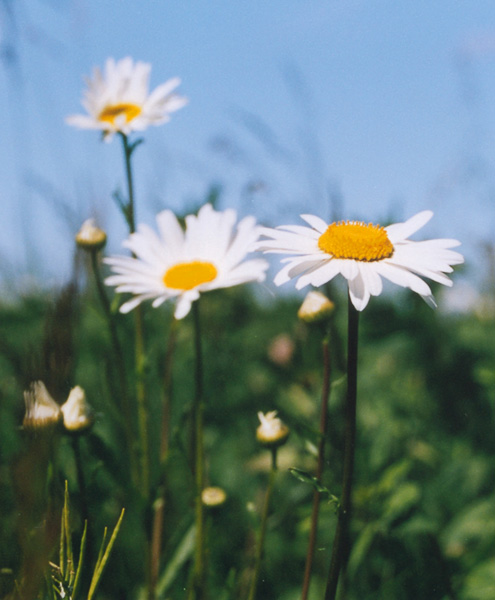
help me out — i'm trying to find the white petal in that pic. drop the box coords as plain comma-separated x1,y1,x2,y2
386,211,433,242
156,210,185,251
119,295,148,313
358,263,383,297
174,291,200,319
374,262,433,297
348,273,371,311
295,259,342,289
300,214,329,233
339,260,359,281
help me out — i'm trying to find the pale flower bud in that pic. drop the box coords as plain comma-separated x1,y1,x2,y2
267,334,295,366
297,291,335,323
201,486,227,508
61,386,94,433
23,381,61,430
75,219,107,251
256,411,290,448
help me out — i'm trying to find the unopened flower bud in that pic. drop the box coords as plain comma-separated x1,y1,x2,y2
267,334,295,366
61,386,94,433
256,411,290,448
76,219,107,251
201,486,227,508
23,381,61,430
298,291,335,323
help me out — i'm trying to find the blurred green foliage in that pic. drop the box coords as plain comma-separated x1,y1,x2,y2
0,271,494,599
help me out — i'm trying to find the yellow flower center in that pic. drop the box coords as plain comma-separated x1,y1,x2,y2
99,103,142,125
163,261,218,290
318,221,394,262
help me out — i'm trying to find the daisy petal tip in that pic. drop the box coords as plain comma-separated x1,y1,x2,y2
422,294,437,309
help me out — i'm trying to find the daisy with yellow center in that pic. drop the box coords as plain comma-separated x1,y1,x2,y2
66,57,187,141
257,211,463,310
105,204,269,319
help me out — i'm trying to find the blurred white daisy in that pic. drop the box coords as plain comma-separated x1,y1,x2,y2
105,204,269,319
66,57,187,140
257,211,464,311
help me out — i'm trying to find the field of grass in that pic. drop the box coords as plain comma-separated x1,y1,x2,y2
1,267,494,599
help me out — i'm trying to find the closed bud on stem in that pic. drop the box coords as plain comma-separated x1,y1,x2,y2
76,219,107,251
298,291,335,323
23,381,61,431
201,486,227,508
61,386,94,433
256,411,290,448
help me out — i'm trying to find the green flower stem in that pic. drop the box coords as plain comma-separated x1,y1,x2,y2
119,132,150,499
120,133,137,233
190,301,206,600
89,248,138,485
247,448,278,600
301,332,331,600
324,296,359,600
149,317,178,600
134,303,150,498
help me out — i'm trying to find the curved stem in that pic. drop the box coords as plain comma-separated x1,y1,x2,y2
301,333,331,600
120,133,136,233
324,296,359,600
247,448,278,600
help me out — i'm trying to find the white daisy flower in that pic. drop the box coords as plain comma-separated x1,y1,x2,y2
66,57,187,140
257,211,464,311
105,204,269,319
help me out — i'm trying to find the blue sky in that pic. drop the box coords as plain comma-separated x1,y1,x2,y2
1,0,495,291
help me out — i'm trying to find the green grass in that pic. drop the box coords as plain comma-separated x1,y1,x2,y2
0,277,494,599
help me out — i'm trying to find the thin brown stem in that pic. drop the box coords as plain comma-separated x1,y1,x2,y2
301,334,331,600
324,296,359,600
149,317,178,600
247,448,278,600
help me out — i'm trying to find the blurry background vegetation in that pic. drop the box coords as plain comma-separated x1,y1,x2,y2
1,1,495,599
0,256,494,598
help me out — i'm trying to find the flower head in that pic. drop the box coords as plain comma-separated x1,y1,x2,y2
66,57,187,141
201,486,227,508
76,218,107,251
257,211,463,311
61,386,94,433
105,204,269,319
298,291,335,323
256,411,290,448
23,381,61,431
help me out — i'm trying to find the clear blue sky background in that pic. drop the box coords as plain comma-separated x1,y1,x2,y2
1,0,495,293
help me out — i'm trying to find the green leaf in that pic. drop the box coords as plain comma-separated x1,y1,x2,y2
71,521,87,600
383,482,421,523
463,558,495,600
155,523,196,598
87,508,125,600
288,468,339,509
